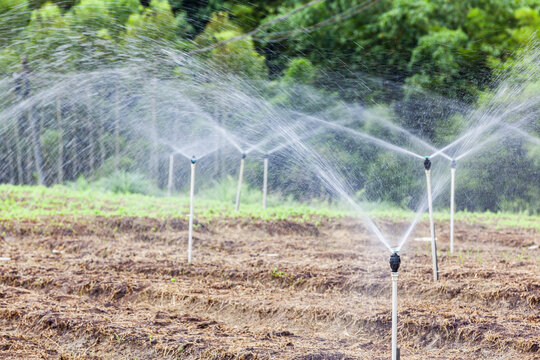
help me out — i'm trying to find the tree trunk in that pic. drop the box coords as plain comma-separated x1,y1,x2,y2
28,105,45,185
98,98,106,175
13,121,24,184
87,91,96,175
114,88,120,171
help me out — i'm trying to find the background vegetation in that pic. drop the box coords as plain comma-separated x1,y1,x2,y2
0,0,539,213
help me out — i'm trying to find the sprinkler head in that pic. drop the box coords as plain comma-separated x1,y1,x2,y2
263,153,269,159
191,156,196,164
423,156,431,171
242,153,246,159
451,159,456,169
389,252,401,273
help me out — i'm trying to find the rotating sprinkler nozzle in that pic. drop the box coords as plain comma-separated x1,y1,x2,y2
424,156,431,171
390,252,401,273
242,152,246,159
191,155,197,164
451,159,456,169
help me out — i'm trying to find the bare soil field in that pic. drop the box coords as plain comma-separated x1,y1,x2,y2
0,216,538,359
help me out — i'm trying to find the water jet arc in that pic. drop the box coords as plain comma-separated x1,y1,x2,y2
424,157,439,281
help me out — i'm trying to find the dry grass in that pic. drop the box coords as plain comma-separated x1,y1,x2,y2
0,216,538,359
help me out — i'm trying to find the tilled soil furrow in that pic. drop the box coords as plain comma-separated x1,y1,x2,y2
0,218,538,359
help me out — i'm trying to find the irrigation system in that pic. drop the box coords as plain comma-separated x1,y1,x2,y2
187,156,197,263
390,251,401,360
450,159,456,253
262,154,269,209
167,154,174,196
0,28,537,359
235,153,247,212
423,157,439,281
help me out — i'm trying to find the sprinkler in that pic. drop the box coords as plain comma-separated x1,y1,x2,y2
187,156,196,263
423,156,431,171
450,159,456,254
390,251,400,360
235,153,246,212
262,154,268,209
167,154,174,196
423,156,439,281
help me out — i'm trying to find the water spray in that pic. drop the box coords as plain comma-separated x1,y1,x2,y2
450,159,456,254
235,153,246,212
187,156,196,263
424,157,439,281
167,154,174,196
390,251,401,360
262,154,268,209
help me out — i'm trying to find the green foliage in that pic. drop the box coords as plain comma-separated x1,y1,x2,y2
67,0,115,32
195,11,267,78
22,2,76,69
0,0,30,47
407,28,470,98
0,185,538,231
0,47,20,73
94,171,158,195
126,0,191,42
0,0,538,213
283,57,316,85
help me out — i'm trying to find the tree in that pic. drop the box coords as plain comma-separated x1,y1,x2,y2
0,0,30,47
195,11,267,79
125,0,191,42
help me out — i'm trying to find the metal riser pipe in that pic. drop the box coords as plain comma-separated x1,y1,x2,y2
235,156,245,212
167,154,174,196
262,157,268,209
392,272,399,360
389,252,401,360
425,169,439,281
187,161,196,263
450,166,456,254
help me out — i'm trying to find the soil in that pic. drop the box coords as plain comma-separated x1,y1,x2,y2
0,216,538,359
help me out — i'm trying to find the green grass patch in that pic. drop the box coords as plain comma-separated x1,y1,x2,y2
0,184,538,230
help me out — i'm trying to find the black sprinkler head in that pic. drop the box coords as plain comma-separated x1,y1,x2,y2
451,159,456,169
390,252,401,273
242,153,246,159
424,157,432,171
191,156,196,164
264,153,269,159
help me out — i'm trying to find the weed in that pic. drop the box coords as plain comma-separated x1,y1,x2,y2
114,333,124,343
271,268,287,278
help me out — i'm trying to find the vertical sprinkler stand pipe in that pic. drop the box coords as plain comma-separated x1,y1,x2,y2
390,252,401,360
168,154,174,196
187,156,196,263
262,154,268,209
450,160,456,254
235,153,246,212
424,157,439,281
